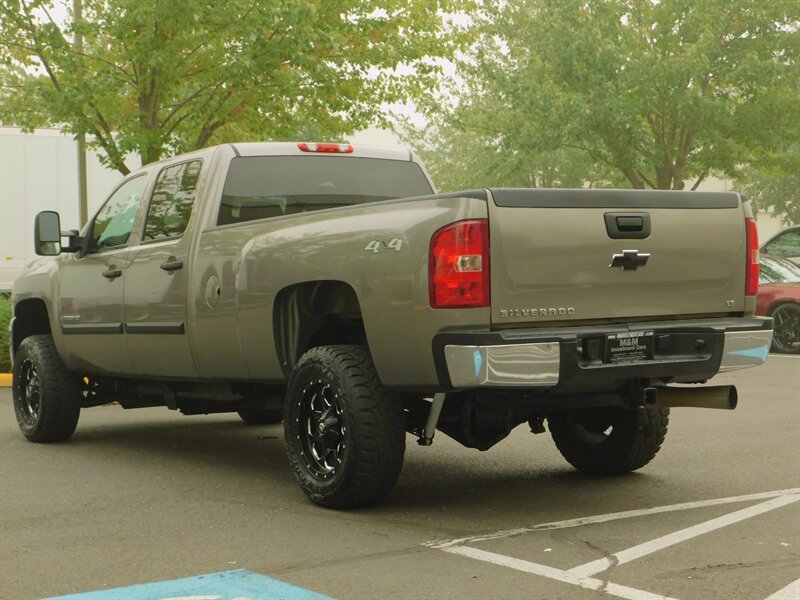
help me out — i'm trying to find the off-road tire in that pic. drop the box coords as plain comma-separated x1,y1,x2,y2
548,405,669,475
237,407,283,425
770,302,800,354
284,345,405,508
12,335,81,443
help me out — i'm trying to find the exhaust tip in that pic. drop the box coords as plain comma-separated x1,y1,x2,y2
656,384,738,410
728,386,738,410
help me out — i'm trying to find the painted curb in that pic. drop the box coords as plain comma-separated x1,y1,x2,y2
0,373,11,387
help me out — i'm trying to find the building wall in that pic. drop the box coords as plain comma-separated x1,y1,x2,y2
0,127,136,290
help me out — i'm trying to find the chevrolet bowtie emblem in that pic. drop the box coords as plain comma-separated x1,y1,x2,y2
610,249,650,270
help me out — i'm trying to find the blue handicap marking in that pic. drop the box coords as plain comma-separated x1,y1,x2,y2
43,569,334,600
473,348,483,377
728,344,770,362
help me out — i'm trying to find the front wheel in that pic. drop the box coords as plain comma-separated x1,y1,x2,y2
770,303,800,354
12,335,81,443
284,345,405,508
548,405,669,475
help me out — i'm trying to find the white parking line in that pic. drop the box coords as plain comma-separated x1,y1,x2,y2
765,578,800,600
425,488,800,549
430,490,800,600
567,494,800,578
444,546,679,600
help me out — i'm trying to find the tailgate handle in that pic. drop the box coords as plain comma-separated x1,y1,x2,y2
616,216,643,231
604,212,651,239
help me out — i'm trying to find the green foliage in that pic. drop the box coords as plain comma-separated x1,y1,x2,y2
405,0,800,192
736,143,799,225
0,0,474,173
738,172,799,226
0,294,11,372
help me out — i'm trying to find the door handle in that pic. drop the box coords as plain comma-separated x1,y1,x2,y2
160,257,184,272
102,268,122,279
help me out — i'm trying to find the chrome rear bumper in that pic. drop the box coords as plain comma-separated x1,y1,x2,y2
436,317,773,391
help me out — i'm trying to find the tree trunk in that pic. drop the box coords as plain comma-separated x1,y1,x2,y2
621,167,646,189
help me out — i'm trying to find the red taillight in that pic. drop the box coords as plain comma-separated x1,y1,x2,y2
745,217,759,296
297,142,354,153
429,219,490,308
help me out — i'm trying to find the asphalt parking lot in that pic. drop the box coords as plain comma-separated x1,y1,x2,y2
0,354,798,600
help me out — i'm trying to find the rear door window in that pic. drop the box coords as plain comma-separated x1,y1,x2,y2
143,160,202,241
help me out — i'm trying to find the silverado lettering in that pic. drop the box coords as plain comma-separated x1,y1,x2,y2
499,307,575,317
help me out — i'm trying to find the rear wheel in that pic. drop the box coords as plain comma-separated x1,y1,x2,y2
12,335,81,443
284,345,405,508
770,302,800,354
548,405,669,475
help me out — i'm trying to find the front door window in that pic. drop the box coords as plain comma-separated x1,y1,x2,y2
91,175,148,251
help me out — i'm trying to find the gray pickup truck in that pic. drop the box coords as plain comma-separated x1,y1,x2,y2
10,142,772,507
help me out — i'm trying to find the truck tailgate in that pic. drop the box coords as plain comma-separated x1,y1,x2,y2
487,188,746,326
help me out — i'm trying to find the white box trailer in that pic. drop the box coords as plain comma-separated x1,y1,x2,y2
0,127,133,292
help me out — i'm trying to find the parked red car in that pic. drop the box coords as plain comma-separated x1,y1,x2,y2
757,254,800,354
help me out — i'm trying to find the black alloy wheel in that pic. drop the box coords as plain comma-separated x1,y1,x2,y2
17,358,41,425
770,303,800,354
12,335,81,443
297,377,346,480
284,345,405,508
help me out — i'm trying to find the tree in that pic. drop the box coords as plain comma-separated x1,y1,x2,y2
0,0,473,174
400,106,624,192
736,143,800,225
406,0,800,192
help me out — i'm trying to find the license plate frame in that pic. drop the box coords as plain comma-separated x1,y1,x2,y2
604,331,654,363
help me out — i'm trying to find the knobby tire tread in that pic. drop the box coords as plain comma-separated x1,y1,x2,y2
284,345,405,508
13,335,80,443
549,405,669,475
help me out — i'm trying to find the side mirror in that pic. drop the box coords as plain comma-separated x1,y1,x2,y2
34,211,82,256
34,211,62,256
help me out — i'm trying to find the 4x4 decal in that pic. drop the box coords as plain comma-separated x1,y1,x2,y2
364,238,403,253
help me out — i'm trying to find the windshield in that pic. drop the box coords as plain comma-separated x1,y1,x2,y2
760,255,800,284
217,156,434,226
